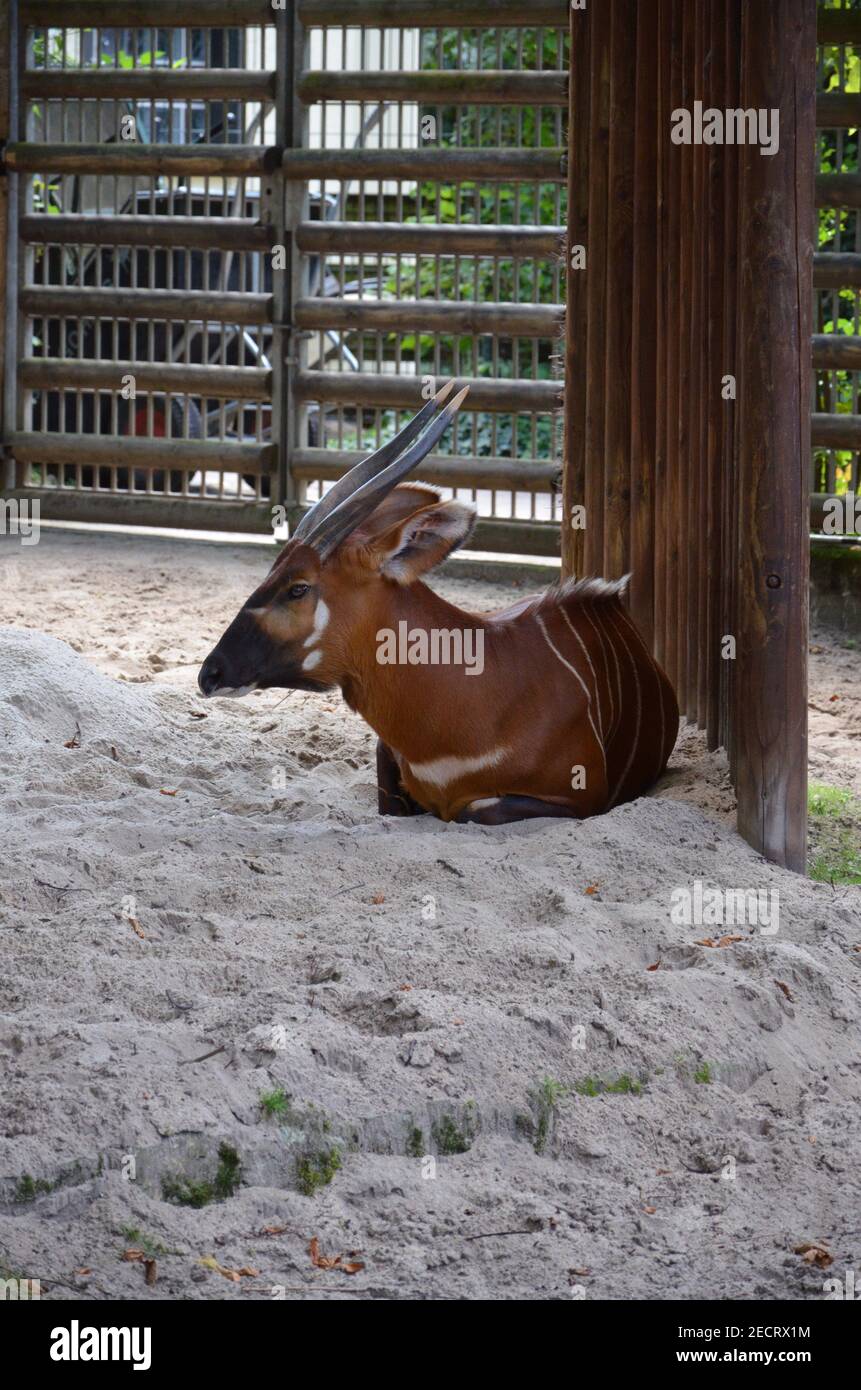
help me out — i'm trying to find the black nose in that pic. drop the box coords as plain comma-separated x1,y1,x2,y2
198,653,225,697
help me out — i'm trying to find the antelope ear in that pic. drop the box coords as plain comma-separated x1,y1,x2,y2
373,500,477,583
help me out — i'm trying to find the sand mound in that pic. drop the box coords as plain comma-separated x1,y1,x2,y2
1,621,859,1301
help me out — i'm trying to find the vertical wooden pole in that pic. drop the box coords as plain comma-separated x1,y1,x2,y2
562,0,591,580
281,3,308,520
734,0,814,871
705,0,726,749
692,2,708,728
721,1,743,767
583,1,611,577
0,0,15,490
676,1,694,717
602,0,635,584
653,0,671,671
663,0,683,696
630,0,659,648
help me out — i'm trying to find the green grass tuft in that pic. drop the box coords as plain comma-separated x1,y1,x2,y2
296,1147,341,1196
431,1113,475,1155
259,1087,292,1120
574,1073,643,1097
406,1125,425,1159
808,781,861,885
14,1175,53,1203
162,1142,242,1208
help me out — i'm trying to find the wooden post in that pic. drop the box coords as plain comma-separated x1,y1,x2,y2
704,0,726,750
562,0,590,579
561,0,813,871
734,0,814,871
629,0,659,647
583,2,612,578
602,0,635,583
0,0,9,489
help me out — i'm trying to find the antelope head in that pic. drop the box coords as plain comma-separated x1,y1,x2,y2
197,381,473,699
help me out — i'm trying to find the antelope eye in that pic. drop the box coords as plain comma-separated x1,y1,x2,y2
287,582,310,601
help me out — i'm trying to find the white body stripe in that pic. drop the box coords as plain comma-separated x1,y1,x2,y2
535,613,607,781
605,605,642,807
559,605,604,738
614,603,667,786
407,746,509,789
581,601,615,734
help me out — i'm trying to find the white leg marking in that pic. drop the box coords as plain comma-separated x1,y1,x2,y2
301,649,323,671
468,797,501,811
559,605,604,739
535,613,607,782
407,746,509,789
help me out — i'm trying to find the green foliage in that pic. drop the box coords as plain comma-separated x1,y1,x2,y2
259,1087,292,1120
574,1074,643,1097
14,1174,54,1203
162,1143,242,1208
406,1125,425,1158
431,1113,475,1155
296,1147,342,1196
808,781,861,884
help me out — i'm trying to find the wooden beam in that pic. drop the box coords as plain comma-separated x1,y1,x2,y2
297,0,570,25
20,69,276,100
812,412,861,447
21,2,274,24
816,173,861,207
812,334,861,369
298,70,568,106
296,221,564,258
817,6,861,45
816,92,861,127
5,143,279,176
294,370,560,413
292,449,558,491
8,432,275,473
283,147,566,182
20,214,275,250
294,297,560,338
20,359,271,399
6,488,275,533
20,287,273,326
813,251,861,287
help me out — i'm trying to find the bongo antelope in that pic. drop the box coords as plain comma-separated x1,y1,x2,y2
199,382,678,824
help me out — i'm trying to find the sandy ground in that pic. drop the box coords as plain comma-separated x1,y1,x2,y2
0,525,859,1302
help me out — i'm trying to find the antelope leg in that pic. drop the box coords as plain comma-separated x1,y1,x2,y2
376,740,425,817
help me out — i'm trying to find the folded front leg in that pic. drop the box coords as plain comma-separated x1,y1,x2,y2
376,739,426,816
